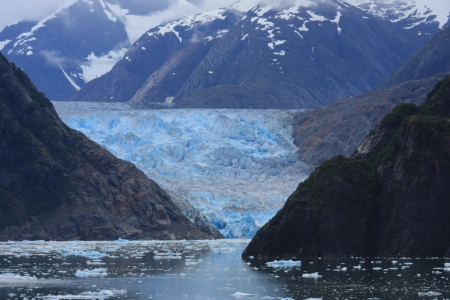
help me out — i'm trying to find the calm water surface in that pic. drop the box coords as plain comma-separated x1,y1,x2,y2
0,239,449,299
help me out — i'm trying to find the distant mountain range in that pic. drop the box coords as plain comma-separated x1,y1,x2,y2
1,0,449,107
0,0,185,101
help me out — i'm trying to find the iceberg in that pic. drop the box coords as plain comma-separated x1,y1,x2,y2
302,272,321,278
418,291,442,296
0,273,38,281
39,289,126,299
59,248,109,258
75,268,108,278
231,291,259,297
54,103,311,238
266,260,301,267
154,250,182,259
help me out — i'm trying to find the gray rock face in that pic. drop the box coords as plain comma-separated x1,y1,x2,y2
0,53,221,241
293,73,450,167
243,76,450,258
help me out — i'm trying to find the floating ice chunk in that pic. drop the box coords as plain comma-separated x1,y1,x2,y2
302,272,321,278
86,260,106,265
373,267,382,270
154,250,182,259
75,268,108,278
304,298,322,300
0,273,38,281
117,238,129,242
40,289,126,299
231,291,259,297
266,260,301,267
418,291,441,296
392,260,398,264
59,248,109,258
445,262,450,267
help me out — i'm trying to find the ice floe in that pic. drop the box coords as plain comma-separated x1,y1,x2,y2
266,260,301,267
75,268,108,278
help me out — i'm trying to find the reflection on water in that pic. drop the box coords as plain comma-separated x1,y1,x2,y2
0,239,449,299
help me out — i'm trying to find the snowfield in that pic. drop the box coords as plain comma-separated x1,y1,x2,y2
54,102,311,238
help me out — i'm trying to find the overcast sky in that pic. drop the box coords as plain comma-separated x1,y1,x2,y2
0,0,248,32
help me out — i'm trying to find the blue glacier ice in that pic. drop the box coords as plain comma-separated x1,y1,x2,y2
54,102,311,238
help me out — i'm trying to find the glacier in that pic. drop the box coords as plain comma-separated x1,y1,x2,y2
54,102,311,238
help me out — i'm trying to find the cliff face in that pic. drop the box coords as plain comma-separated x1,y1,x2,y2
243,76,450,258
0,53,221,241
293,73,450,167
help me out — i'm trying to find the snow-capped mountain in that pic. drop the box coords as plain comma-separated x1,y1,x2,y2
0,0,132,101
2,0,448,105
53,102,311,238
72,6,243,104
73,0,446,109
0,0,217,101
347,0,450,35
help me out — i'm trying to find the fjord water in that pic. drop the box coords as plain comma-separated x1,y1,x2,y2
0,240,449,300
54,102,311,238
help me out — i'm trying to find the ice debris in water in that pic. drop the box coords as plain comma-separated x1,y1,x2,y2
59,248,109,258
417,291,442,296
75,268,108,278
40,289,126,299
302,272,321,278
266,260,301,267
444,262,450,271
154,250,182,259
231,291,259,297
0,273,38,281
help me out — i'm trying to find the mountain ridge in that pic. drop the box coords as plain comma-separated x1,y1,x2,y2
243,76,450,257
73,0,430,109
0,53,220,241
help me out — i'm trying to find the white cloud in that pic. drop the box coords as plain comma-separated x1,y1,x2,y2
0,0,262,38
0,0,73,31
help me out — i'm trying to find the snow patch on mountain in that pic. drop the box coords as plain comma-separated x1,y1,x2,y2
99,0,118,22
60,65,81,91
0,39,11,51
147,9,229,43
54,102,311,238
346,0,450,30
80,47,128,82
8,0,78,55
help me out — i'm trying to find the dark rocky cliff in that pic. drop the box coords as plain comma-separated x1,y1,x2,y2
243,76,450,258
0,53,221,241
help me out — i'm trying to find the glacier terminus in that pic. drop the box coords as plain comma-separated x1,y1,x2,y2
54,102,312,238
